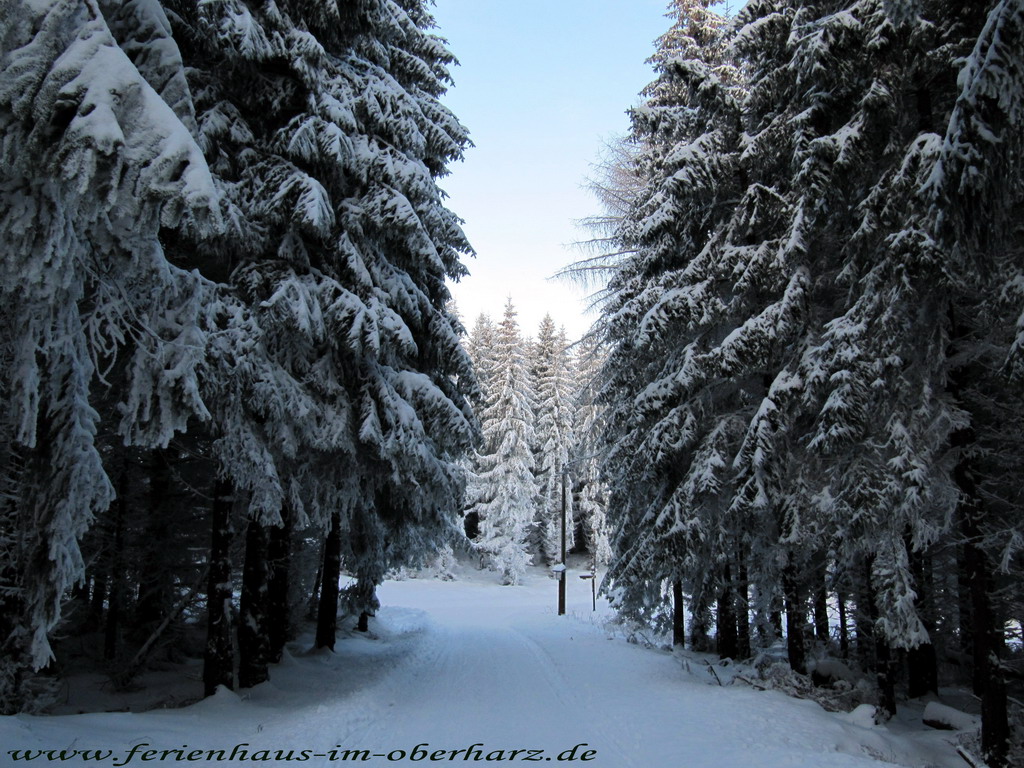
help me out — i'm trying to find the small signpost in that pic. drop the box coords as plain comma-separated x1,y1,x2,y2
558,469,567,615
552,563,566,615
553,454,602,616
579,573,596,612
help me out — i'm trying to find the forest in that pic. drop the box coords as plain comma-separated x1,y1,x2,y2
0,1,1022,767
578,2,1024,766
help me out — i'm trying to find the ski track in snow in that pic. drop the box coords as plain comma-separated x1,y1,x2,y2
0,568,964,768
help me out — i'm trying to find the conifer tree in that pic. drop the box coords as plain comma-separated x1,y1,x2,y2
467,313,499,415
164,0,477,658
0,0,476,709
532,316,576,564
798,0,1022,752
591,0,1021,758
465,299,537,585
0,0,219,710
596,0,746,637
462,313,497,539
570,335,612,566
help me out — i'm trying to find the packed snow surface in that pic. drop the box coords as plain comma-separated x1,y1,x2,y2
0,565,964,767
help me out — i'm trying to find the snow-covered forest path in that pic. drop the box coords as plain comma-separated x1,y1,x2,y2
1,568,962,768
319,572,960,768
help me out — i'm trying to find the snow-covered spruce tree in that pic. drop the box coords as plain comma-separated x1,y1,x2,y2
952,17,1024,761
595,0,750,645
692,0,1018,736
0,0,220,710
169,0,477,659
801,0,1022,754
599,0,944,672
465,299,537,585
466,313,499,408
462,312,497,538
722,0,1024,729
781,0,966,708
569,334,612,567
531,316,576,564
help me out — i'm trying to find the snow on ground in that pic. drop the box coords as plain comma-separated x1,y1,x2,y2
1,563,966,767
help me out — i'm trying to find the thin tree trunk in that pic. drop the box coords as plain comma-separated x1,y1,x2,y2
136,448,172,631
875,636,897,719
735,555,750,659
104,464,128,661
115,565,208,688
782,556,806,674
907,542,938,698
315,511,343,651
837,589,849,659
906,636,938,698
956,542,975,685
690,595,709,652
90,571,107,630
203,477,234,697
238,518,269,689
863,558,896,719
672,579,685,648
856,564,875,672
717,563,737,660
813,553,830,645
307,539,325,621
266,505,292,663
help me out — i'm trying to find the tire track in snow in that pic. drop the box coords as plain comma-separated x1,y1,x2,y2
326,616,637,766
312,601,640,768
506,627,639,768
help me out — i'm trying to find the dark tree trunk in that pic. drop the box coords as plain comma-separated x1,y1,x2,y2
356,612,369,632
856,565,876,672
813,553,830,645
104,465,128,661
875,636,897,719
266,506,293,663
906,542,938,698
203,477,234,697
90,571,107,630
956,542,975,683
782,556,806,674
135,448,172,631
307,540,325,621
947,304,1009,767
315,511,343,651
238,518,269,689
717,564,737,660
735,555,750,659
672,579,685,648
690,596,710,652
863,558,896,719
957,454,1009,766
837,589,849,659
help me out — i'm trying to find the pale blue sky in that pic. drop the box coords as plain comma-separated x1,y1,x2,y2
432,0,673,339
